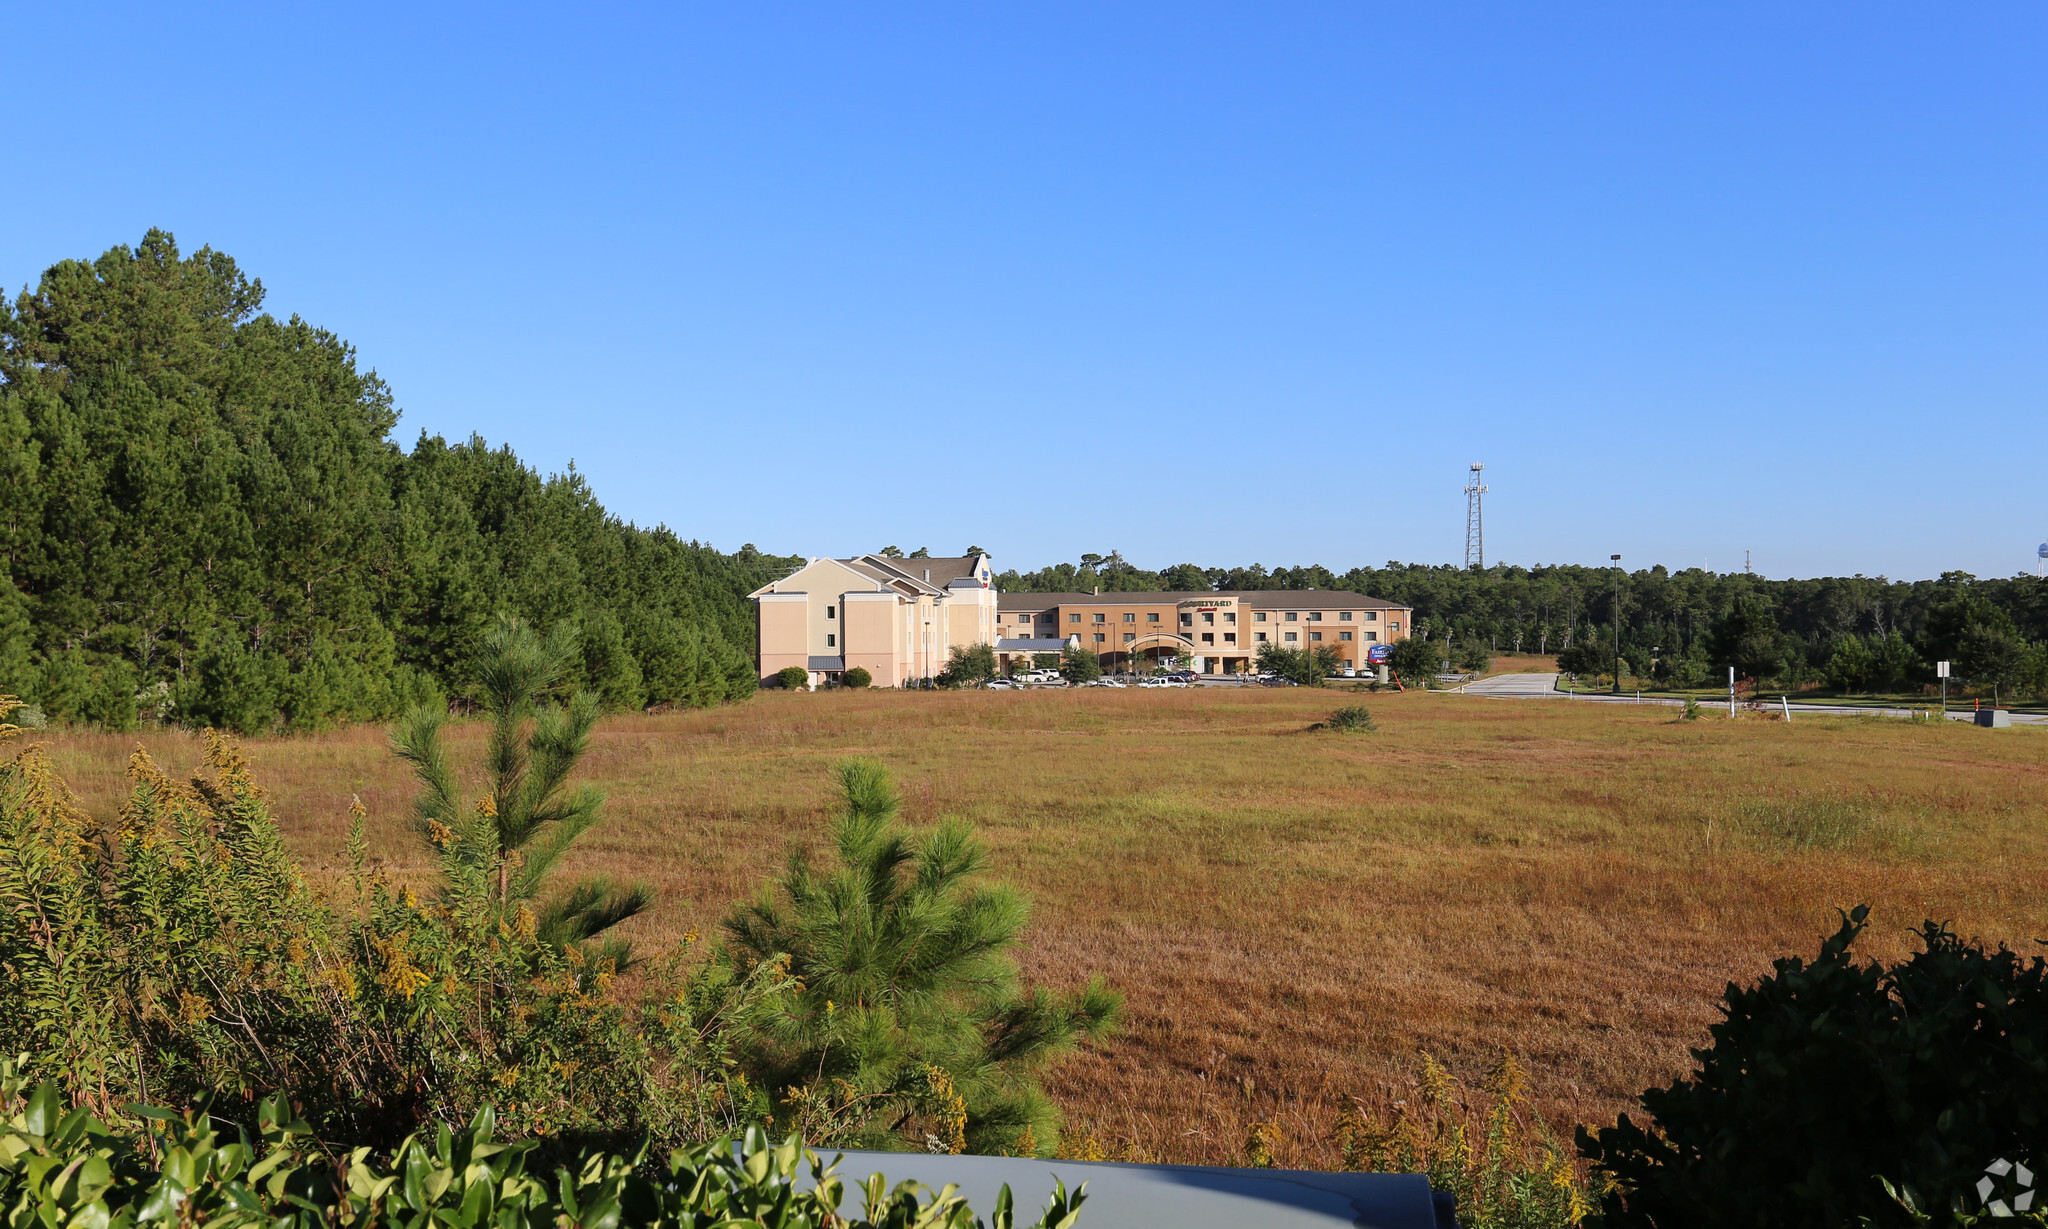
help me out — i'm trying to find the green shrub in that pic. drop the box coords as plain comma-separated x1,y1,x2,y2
776,665,811,690
1319,705,1376,732
0,1068,1087,1229
723,760,1122,1156
1679,696,1701,721
843,666,872,688
0,699,780,1152
1579,906,2048,1229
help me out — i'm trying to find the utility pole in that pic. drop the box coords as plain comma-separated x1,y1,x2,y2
1464,463,1487,569
1611,554,1623,694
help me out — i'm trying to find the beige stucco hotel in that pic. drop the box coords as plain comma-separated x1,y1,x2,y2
749,552,1413,685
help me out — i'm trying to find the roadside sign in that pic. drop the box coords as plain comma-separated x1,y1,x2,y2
1367,644,1393,663
1937,661,1951,679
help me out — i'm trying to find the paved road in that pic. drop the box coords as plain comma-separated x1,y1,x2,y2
1459,672,1566,698
1455,672,2048,725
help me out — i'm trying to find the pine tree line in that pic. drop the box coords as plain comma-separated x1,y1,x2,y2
0,230,797,732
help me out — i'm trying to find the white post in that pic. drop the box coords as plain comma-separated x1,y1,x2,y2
1781,695,1791,723
1728,666,1736,717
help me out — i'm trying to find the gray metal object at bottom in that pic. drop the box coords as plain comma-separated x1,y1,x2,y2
810,1151,1456,1229
1976,708,2013,727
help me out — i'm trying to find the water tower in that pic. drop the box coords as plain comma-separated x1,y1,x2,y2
2038,541,2047,577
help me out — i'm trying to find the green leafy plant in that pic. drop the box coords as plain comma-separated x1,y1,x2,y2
844,666,873,689
1679,696,1701,721
777,666,812,691
0,1064,1088,1229
1579,906,2048,1229
723,760,1122,1156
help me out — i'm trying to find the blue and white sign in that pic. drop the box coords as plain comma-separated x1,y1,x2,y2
1367,644,1393,663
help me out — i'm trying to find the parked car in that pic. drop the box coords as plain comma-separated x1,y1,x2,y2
987,677,1020,689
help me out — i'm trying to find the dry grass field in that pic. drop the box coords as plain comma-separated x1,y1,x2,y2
31,688,2048,1167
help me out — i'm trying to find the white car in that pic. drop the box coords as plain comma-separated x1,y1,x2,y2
1086,677,1126,688
986,678,1020,689
1138,677,1187,688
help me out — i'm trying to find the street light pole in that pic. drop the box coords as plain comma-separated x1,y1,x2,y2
1610,554,1623,695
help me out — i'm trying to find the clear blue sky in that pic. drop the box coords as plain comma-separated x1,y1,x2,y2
4,4,2042,580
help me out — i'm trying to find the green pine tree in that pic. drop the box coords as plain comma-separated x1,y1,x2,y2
723,760,1121,1155
393,616,651,969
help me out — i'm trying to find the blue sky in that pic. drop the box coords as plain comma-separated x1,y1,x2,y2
4,3,2043,580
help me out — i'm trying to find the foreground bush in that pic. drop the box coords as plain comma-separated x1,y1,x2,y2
726,761,1121,1156
1579,906,2048,1229
0,697,1117,1160
0,1070,1086,1229
1335,1053,1591,1229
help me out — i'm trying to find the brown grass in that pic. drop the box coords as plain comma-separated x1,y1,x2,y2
30,690,2048,1167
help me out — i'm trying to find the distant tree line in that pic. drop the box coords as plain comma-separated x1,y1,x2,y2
999,553,2048,696
0,231,799,732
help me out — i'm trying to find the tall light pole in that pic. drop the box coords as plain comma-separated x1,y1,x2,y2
1610,554,1623,694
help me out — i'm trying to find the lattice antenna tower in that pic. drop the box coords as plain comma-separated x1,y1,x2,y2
1464,463,1487,569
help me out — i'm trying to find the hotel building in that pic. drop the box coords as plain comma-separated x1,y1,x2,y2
750,552,1413,684
748,553,1000,688
995,590,1411,676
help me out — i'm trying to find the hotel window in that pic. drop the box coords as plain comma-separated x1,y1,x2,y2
1092,633,1105,643
1092,612,1105,623
1202,613,1214,624
1255,612,1267,622
1284,631,1298,642
1285,612,1298,622
1365,632,1378,642
1180,614,1193,626
1366,611,1379,622
1310,632,1323,642
1390,621,1401,631
1339,631,1353,642
1123,612,1136,622
1069,614,1081,623
1224,612,1236,623
826,606,836,618
826,634,836,647
1309,612,1323,622
1147,612,1160,622
1201,633,1214,645
1224,633,1236,644
1339,612,1351,621
1255,632,1268,642
1123,633,1135,644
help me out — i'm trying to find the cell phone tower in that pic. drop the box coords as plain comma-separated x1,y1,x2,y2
1464,463,1487,569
